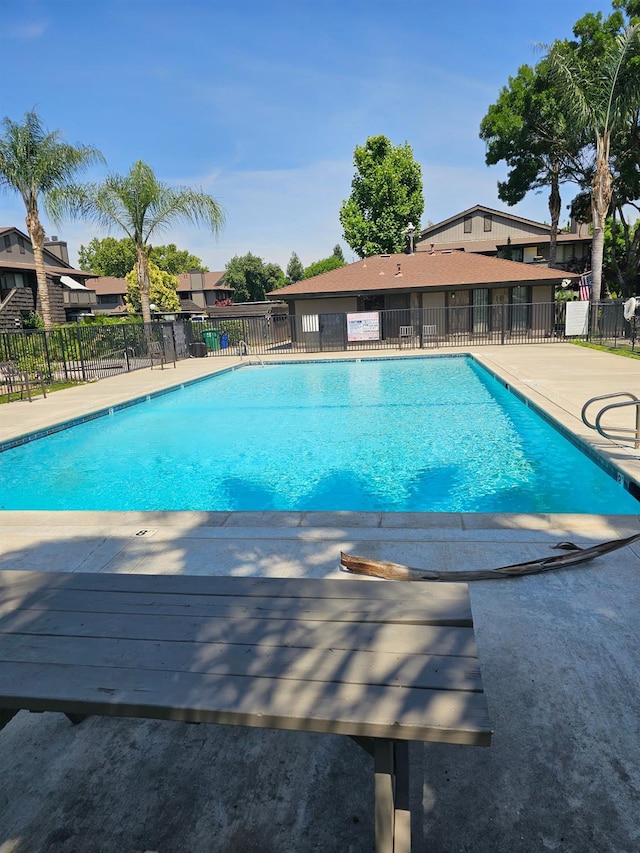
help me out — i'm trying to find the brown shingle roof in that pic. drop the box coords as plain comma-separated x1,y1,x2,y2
267,250,578,299
89,276,127,295
0,258,89,276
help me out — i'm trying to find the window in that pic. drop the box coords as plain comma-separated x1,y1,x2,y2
472,288,489,333
511,285,530,332
4,235,11,252
362,295,385,311
17,236,25,254
463,215,472,234
484,215,493,232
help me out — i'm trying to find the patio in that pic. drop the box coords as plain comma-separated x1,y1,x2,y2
0,344,639,852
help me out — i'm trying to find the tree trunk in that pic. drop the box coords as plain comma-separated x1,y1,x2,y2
26,210,52,329
590,134,613,304
548,166,561,268
136,245,152,325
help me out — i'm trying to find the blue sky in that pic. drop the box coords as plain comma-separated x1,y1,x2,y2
1,0,612,272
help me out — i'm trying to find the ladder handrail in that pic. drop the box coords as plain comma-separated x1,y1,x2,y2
581,392,639,430
237,340,264,366
594,400,640,448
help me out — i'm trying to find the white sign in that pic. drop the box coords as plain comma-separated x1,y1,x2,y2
565,301,590,336
347,311,380,341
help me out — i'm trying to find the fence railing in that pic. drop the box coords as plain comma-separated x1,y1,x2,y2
0,301,635,389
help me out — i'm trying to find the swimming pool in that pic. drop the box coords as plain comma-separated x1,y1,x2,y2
0,356,638,513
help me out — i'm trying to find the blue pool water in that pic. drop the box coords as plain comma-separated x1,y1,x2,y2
0,357,638,513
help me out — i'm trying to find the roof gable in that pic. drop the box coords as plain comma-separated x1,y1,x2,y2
420,205,552,239
0,225,76,268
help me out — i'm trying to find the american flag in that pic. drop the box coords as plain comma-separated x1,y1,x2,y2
579,272,592,301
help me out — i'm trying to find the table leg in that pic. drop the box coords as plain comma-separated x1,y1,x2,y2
353,737,412,853
0,708,18,732
392,741,411,852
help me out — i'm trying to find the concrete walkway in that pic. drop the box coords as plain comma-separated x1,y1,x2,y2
1,345,639,852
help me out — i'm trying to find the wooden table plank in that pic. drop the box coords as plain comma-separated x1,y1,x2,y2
0,660,492,745
0,609,478,658
0,633,485,693
0,570,471,603
0,587,473,626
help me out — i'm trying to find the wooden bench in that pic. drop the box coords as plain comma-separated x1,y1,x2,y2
0,570,491,852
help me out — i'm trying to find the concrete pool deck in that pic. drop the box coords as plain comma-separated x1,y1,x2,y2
1,344,639,852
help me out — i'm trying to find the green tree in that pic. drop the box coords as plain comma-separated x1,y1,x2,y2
339,135,424,257
546,13,640,301
332,244,345,262
149,243,208,274
125,259,180,313
0,109,103,328
224,253,285,301
304,255,346,278
285,251,305,283
79,236,207,277
47,159,224,324
78,236,137,277
604,214,640,296
480,60,585,267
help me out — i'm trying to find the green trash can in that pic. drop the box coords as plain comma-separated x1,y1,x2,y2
202,328,220,351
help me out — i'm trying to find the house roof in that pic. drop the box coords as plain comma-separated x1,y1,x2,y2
177,298,204,312
89,276,127,295
419,204,553,238
0,258,90,277
267,249,578,300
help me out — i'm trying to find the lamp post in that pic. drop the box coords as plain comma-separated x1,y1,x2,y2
403,222,415,255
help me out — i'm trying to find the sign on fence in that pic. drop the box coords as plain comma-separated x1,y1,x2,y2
346,312,380,341
565,301,590,336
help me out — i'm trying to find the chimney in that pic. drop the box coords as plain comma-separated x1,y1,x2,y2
44,236,69,265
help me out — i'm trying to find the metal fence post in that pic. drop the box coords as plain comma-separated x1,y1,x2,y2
76,326,87,382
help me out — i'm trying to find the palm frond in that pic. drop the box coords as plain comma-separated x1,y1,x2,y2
0,110,103,212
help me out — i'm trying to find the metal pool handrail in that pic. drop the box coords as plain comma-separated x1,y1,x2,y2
237,340,264,366
582,392,640,449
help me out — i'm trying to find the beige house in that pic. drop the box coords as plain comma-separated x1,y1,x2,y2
418,204,591,272
267,248,577,344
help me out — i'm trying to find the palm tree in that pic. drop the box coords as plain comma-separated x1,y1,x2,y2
547,24,640,302
47,160,224,325
0,110,103,328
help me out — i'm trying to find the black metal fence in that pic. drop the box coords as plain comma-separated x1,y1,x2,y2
0,301,635,388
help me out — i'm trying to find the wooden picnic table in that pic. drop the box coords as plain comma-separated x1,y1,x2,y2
0,570,492,852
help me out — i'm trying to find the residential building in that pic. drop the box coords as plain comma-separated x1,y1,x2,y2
176,271,234,314
266,248,578,345
418,204,591,272
0,228,97,329
90,270,235,317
